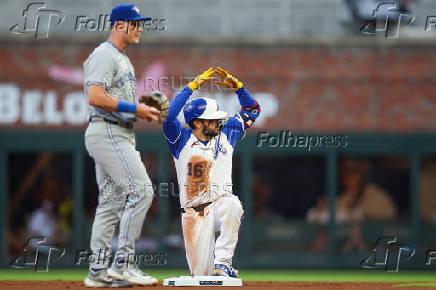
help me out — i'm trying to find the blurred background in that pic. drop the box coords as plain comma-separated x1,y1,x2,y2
1,0,436,270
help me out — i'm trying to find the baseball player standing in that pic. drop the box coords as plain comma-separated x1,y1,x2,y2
163,67,261,277
83,4,160,287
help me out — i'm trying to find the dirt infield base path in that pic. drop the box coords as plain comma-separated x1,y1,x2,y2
0,281,434,290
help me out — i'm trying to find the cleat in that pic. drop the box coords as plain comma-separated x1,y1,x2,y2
108,263,158,286
84,268,131,288
213,264,238,278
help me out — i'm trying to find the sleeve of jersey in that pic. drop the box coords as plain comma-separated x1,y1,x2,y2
221,116,245,147
162,86,193,158
221,87,261,147
84,50,115,89
236,86,261,129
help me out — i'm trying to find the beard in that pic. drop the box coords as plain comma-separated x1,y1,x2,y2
203,126,220,138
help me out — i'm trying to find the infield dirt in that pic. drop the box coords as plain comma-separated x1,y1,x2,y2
0,281,433,289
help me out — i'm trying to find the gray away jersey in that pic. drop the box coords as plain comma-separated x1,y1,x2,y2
83,41,137,123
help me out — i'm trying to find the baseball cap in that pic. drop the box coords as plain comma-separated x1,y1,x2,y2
110,4,151,25
183,98,228,124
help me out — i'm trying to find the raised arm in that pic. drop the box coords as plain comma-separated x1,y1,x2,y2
215,66,260,124
163,86,193,142
163,68,216,143
235,86,261,129
214,67,261,146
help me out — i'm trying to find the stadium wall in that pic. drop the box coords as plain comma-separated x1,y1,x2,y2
0,40,435,132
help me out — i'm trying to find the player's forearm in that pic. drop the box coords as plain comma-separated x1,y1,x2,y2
88,85,119,111
236,87,257,109
166,86,193,121
236,87,261,128
88,85,137,113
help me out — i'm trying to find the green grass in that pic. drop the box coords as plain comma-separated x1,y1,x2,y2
1,269,436,282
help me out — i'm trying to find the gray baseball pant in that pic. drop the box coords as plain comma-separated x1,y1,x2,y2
85,121,154,269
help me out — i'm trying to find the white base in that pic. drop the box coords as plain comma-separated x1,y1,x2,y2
163,276,243,286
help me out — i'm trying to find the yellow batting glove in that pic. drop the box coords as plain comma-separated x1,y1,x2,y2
188,67,215,91
214,67,243,91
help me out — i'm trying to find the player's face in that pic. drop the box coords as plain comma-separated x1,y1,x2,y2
202,119,222,139
125,21,143,44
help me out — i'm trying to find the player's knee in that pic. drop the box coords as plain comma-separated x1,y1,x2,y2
232,197,243,214
136,178,153,194
238,202,244,216
142,183,155,202
129,180,154,206
135,186,153,211
235,200,244,218
223,196,243,219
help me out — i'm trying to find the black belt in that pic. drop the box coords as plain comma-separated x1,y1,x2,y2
181,202,212,214
89,116,134,129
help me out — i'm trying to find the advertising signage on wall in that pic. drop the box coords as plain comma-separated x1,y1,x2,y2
0,83,278,129
0,43,435,131
0,84,87,126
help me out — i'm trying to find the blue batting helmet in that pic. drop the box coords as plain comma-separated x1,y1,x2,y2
183,98,227,124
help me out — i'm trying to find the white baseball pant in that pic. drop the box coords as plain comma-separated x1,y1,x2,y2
181,194,244,276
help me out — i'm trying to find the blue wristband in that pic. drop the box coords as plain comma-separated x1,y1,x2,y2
116,100,137,113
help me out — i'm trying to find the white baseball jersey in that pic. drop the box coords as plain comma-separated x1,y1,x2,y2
163,86,260,209
174,130,236,208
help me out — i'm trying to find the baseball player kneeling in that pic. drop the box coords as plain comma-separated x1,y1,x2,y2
163,67,261,277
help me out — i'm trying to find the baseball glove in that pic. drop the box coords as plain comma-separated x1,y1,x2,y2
138,91,169,123
214,67,243,91
187,67,215,91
